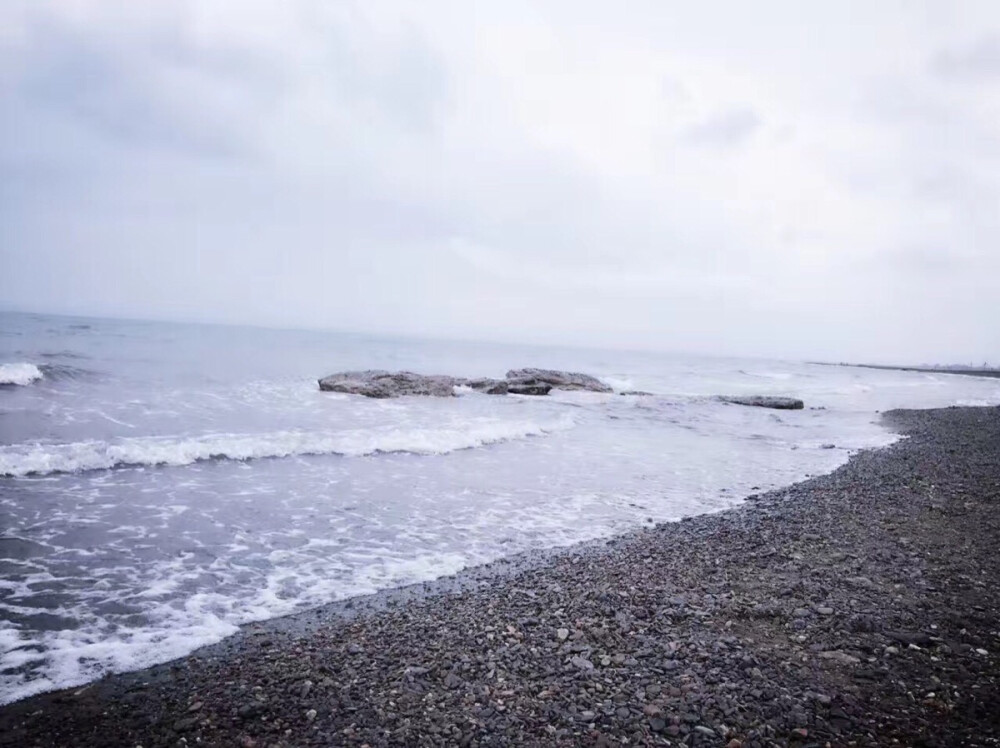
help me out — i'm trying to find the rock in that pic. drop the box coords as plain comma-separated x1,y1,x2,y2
505,368,613,393
237,703,261,721
620,390,654,396
718,395,805,410
816,606,834,615
819,650,860,665
648,717,666,732
305,709,317,722
318,370,462,398
845,576,877,590
579,710,596,722
570,655,594,671
465,378,508,395
556,628,570,641
173,717,198,733
506,380,553,396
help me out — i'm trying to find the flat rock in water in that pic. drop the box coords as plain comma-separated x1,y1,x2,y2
718,395,805,410
505,368,613,393
318,370,463,398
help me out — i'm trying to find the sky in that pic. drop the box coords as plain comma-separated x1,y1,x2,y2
1,1,998,364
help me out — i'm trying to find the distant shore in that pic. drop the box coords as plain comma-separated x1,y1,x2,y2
815,361,1000,379
2,406,998,747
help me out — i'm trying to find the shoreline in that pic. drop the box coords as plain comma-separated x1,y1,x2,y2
2,406,999,746
811,362,1000,380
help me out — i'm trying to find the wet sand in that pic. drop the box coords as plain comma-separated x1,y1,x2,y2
2,406,999,747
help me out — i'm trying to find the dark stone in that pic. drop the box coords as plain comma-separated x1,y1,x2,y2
506,380,553,396
718,395,805,410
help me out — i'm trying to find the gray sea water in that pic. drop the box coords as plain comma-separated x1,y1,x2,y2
2,311,999,704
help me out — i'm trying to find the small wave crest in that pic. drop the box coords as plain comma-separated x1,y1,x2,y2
0,416,575,477
0,363,43,386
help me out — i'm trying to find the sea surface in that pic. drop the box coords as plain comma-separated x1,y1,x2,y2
2,311,999,704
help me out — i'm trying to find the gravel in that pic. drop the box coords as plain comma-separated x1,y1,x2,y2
2,406,999,747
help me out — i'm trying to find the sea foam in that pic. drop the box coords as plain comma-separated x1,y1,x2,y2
0,416,574,477
0,363,43,386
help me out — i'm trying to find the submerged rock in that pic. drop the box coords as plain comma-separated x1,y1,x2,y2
718,395,805,410
318,370,462,398
505,368,613,393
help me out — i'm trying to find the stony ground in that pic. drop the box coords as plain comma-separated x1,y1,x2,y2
2,406,998,747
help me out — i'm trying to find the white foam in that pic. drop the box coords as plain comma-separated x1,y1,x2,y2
0,363,43,386
599,375,635,392
0,416,575,477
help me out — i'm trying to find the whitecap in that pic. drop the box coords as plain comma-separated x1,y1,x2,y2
0,363,43,386
0,416,576,477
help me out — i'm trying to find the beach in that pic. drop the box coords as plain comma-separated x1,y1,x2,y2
1,404,998,747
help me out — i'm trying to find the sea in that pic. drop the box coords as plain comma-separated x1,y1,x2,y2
2,311,999,705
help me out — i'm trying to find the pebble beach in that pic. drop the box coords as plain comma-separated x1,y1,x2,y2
2,405,998,747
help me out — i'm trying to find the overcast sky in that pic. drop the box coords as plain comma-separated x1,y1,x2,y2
1,1,998,363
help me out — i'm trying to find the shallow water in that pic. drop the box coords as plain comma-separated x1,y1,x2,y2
2,311,999,703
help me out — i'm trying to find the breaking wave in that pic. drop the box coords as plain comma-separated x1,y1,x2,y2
0,416,575,477
0,363,43,386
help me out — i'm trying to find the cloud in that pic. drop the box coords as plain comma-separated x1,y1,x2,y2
931,34,1000,80
0,0,998,362
681,106,760,147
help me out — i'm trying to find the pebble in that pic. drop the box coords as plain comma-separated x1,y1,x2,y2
819,650,861,665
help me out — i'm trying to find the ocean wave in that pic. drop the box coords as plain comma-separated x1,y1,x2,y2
0,417,575,477
38,363,94,381
0,363,43,386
